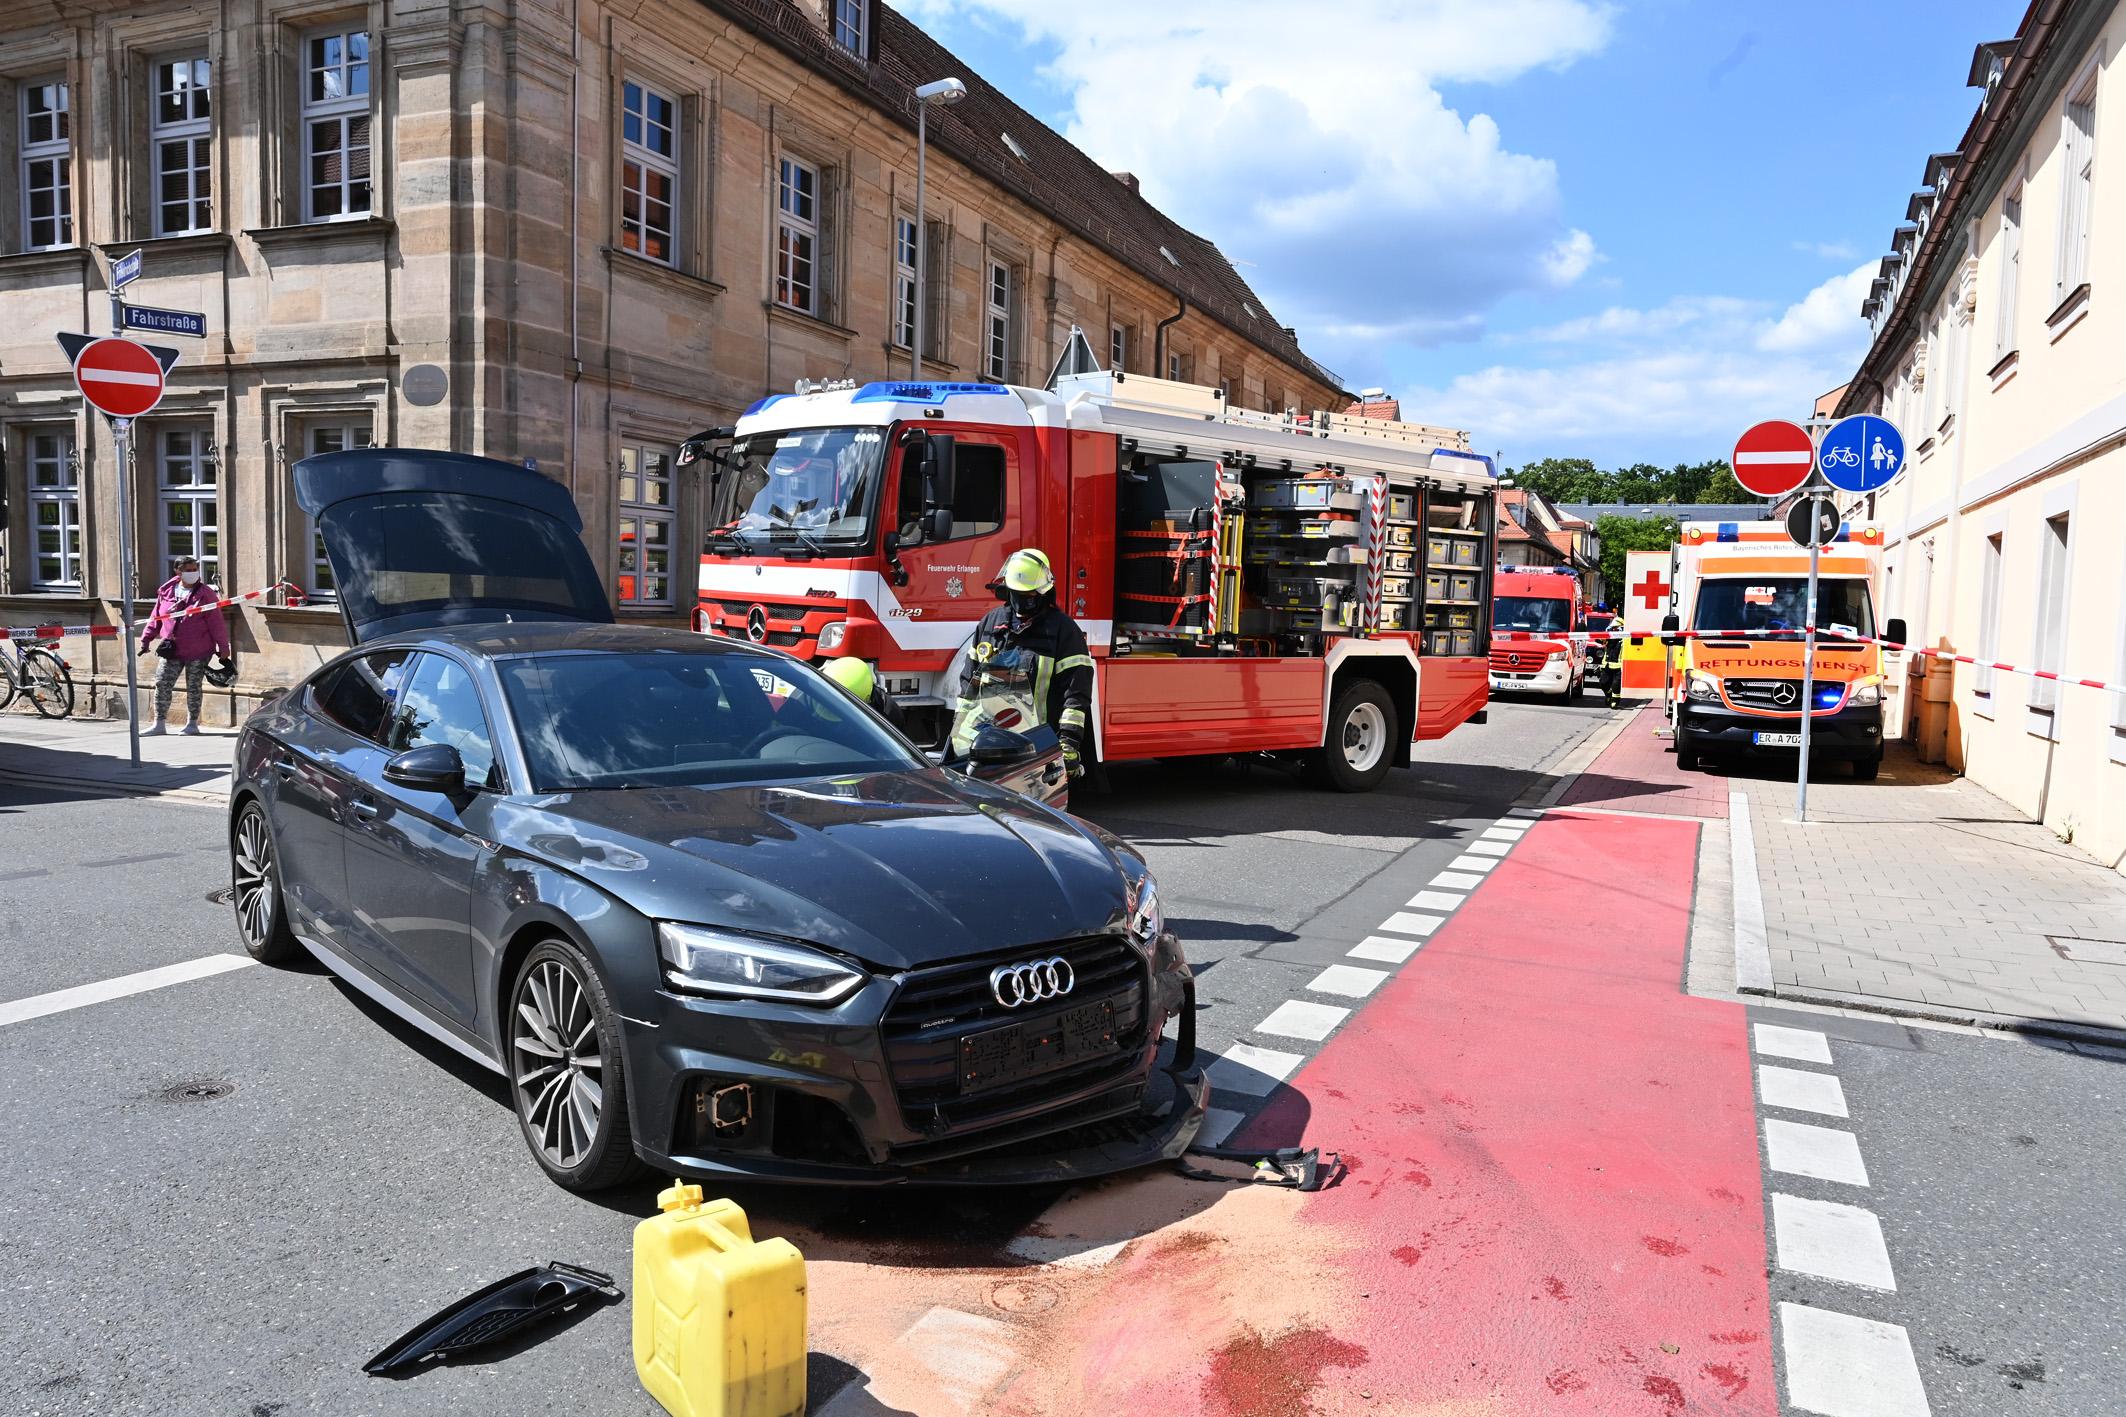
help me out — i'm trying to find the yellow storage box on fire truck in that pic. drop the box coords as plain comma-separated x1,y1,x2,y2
633,1182,807,1417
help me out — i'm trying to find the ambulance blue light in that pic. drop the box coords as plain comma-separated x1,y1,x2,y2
1716,523,1739,542
851,381,1009,404
742,393,788,416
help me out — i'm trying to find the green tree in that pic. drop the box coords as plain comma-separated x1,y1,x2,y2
1593,513,1679,604
1671,459,1751,502
1510,456,1605,505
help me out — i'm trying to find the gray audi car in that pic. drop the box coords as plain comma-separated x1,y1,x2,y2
226,449,1203,1190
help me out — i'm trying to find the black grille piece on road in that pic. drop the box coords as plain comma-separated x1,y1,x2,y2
881,936,1148,1133
1724,678,1804,711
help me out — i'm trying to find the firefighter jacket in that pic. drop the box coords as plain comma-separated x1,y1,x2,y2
957,601,1093,747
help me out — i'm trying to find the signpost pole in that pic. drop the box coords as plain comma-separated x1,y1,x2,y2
1795,537,1820,822
113,416,142,766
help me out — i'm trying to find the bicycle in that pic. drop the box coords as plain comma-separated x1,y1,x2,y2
1820,445,1861,469
0,633,77,718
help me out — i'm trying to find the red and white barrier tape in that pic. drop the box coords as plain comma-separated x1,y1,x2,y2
1807,625,2124,694
0,580,304,642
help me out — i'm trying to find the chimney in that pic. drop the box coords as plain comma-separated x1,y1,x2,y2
1111,171,1140,194
1345,388,1401,421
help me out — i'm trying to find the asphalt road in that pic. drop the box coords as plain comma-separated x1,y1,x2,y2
4,695,2119,1415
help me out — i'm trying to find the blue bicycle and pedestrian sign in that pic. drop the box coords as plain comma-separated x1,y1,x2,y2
1815,414,1905,494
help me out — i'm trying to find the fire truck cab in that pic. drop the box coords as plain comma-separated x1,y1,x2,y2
1489,565,1587,697
694,369,1500,791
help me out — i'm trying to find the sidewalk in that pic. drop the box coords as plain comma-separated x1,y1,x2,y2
0,712,233,803
1568,705,2126,1041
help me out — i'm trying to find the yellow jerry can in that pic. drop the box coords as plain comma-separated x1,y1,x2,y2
633,1181,808,1417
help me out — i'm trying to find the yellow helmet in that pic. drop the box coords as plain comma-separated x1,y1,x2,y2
1000,548,1055,595
821,657,875,700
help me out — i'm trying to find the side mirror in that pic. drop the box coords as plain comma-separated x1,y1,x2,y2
1660,611,1681,648
384,743,466,795
967,724,1038,766
921,433,957,511
923,507,954,543
1885,617,1908,647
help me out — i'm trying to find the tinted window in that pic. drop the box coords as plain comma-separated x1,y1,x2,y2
389,653,499,789
312,649,413,743
1693,577,1875,637
318,492,610,632
497,651,918,791
1493,596,1572,633
896,442,1006,542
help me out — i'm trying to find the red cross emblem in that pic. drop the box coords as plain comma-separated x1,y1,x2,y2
1633,568,1670,610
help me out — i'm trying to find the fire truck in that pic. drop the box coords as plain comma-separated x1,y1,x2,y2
687,365,1500,791
1488,565,1588,697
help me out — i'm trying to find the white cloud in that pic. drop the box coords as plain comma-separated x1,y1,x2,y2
1757,261,1876,353
910,0,1613,347
1791,239,1861,261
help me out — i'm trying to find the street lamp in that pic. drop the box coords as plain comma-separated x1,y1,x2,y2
910,76,966,378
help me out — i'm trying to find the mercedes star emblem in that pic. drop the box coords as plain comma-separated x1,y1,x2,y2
1507,654,1522,667
989,956,1075,1009
1773,683,1799,706
745,605,769,643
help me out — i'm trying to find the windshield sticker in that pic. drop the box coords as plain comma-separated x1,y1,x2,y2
1829,622,1859,639
1743,586,1775,605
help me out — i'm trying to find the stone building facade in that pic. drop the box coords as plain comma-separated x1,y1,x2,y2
0,0,1344,720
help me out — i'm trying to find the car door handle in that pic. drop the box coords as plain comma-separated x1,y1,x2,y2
273,759,298,778
349,798,381,823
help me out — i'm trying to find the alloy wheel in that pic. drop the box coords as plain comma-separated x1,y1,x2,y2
232,811,279,951
512,959,605,1168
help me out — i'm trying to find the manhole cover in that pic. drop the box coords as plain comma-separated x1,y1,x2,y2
205,886,235,905
160,1079,235,1103
987,1279,1060,1314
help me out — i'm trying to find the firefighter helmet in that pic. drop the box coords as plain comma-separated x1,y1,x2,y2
822,657,876,701
1000,548,1055,595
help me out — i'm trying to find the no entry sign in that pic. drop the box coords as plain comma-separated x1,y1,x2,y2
56,333,179,420
1731,420,1816,497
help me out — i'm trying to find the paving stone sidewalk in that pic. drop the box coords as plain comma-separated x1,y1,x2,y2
0,712,233,802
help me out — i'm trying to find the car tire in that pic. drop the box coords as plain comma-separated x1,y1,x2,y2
230,801,300,964
508,938,648,1192
1309,679,1397,793
1851,753,1882,781
1674,733,1701,771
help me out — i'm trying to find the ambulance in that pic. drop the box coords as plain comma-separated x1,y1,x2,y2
1488,565,1588,696
1665,520,1905,779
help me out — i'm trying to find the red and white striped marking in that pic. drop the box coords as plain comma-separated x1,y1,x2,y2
0,579,302,641
1809,624,2123,693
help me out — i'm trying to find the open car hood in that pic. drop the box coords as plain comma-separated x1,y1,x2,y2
292,448,613,644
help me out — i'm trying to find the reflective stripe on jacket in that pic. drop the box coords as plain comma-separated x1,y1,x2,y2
958,602,1093,744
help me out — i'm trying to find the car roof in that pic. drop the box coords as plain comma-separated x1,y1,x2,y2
365,622,777,660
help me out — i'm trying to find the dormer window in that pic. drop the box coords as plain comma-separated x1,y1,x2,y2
832,0,868,57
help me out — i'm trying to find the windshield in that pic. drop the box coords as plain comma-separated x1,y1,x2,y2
1693,577,1875,638
498,651,919,791
1493,596,1573,634
707,426,887,552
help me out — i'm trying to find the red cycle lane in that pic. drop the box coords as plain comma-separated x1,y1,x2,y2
1095,808,1776,1415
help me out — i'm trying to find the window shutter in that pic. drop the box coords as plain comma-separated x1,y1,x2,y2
818,163,841,322
924,219,950,361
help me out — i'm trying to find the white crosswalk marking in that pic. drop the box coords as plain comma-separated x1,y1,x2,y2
1778,1303,1931,1417
1377,911,1442,938
1206,1043,1304,1096
1772,1194,1897,1290
1431,870,1486,890
0,955,256,1028
1349,935,1422,963
1255,999,1349,1041
1307,964,1388,998
1446,854,1498,872
1759,1064,1850,1117
1466,840,1512,856
1405,890,1465,912
1754,1022,1834,1064
1196,1106,1246,1148
1764,1118,1871,1186
1479,825,1525,841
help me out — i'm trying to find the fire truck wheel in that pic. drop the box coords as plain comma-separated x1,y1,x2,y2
1312,680,1398,793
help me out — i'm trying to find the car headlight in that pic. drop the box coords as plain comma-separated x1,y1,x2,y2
816,621,848,652
1847,680,1881,706
1546,651,1567,664
656,923,864,1004
1126,875,1164,946
1685,672,1719,702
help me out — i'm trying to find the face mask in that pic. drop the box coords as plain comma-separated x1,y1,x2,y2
178,572,201,588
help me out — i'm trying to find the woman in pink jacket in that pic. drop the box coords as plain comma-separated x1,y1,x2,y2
137,556,232,735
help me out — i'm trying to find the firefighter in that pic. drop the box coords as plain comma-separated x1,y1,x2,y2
820,656,906,731
956,548,1094,778
1591,602,1626,708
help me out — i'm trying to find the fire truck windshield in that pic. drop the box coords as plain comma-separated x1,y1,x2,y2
710,426,885,551
1493,596,1573,634
1693,577,1875,638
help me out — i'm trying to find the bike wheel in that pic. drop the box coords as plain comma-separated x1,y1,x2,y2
0,661,17,713
23,648,75,719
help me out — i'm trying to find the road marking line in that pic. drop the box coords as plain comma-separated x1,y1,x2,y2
1755,1022,1834,1064
0,954,255,1028
1197,1106,1246,1148
1446,854,1498,872
1405,890,1465,912
1206,1043,1305,1096
1507,807,1545,818
1731,792,1773,992
1377,911,1443,938
1479,825,1525,840
877,1307,1018,1412
1349,935,1422,963
1772,1194,1898,1291
1431,870,1486,890
1307,964,1388,998
1778,1303,1931,1417
1256,999,1349,1041
1759,1063,1850,1117
1465,840,1512,856
1003,1234,1133,1270
1764,1118,1871,1186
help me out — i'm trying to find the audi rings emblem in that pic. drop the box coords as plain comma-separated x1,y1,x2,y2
745,605,770,643
1772,683,1799,706
989,956,1075,1009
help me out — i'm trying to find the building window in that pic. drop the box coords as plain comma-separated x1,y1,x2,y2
303,418,373,597
1994,190,2021,358
1976,532,2003,701
775,156,820,315
151,55,212,237
19,78,72,251
302,28,371,222
832,0,868,56
27,428,81,589
157,426,219,585
891,215,917,350
984,260,1012,381
1166,350,1191,382
2057,75,2096,301
620,80,678,264
617,444,675,608
2031,513,2071,720
1109,323,1127,373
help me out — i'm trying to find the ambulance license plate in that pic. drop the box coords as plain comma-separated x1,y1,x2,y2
959,997,1119,1094
1753,731,1803,747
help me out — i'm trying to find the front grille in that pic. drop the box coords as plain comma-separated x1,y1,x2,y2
701,598,821,649
1489,646,1552,673
881,936,1148,1134
1725,678,1804,711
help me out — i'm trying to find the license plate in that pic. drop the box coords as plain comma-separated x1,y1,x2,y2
1753,731,1803,747
959,997,1119,1094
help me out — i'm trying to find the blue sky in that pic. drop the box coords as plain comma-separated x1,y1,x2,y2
902,0,2023,468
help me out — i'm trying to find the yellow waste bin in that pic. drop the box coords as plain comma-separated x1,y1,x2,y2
633,1181,808,1417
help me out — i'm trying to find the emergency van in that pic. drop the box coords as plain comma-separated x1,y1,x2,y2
1665,520,1905,778
686,364,1500,791
1489,565,1587,696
